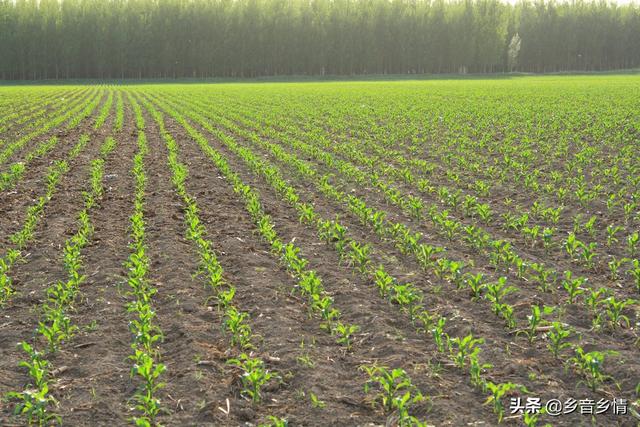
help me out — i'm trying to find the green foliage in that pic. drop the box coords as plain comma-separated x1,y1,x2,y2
546,322,572,358
484,381,528,423
227,354,277,403
361,365,425,426
567,347,618,392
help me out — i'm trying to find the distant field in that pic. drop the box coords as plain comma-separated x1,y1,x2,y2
0,77,638,426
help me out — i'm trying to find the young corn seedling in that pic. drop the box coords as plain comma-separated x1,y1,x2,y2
416,310,435,335
499,303,517,329
298,271,323,301
542,227,555,252
518,305,554,343
6,342,59,426
463,225,489,250
556,187,568,202
583,215,597,238
431,317,447,353
607,224,623,246
602,296,636,329
485,277,517,316
297,203,315,224
561,271,586,304
469,351,492,392
433,258,450,281
490,241,515,271
567,347,617,392
332,322,359,350
417,178,434,194
464,272,486,301
374,265,394,298
528,262,554,293
37,310,77,353
415,244,441,270
629,259,640,293
514,258,527,280
564,233,581,260
475,203,493,224
347,195,370,225
608,257,627,281
309,392,326,409
576,188,591,208
543,206,562,224
475,180,491,197
223,306,253,349
127,301,163,353
578,241,598,270
522,409,546,427
227,353,277,403
546,322,572,358
393,228,421,256
366,210,385,236
361,364,425,425
445,260,465,289
0,162,26,191
0,255,18,305
448,333,484,368
259,416,289,427
628,232,639,257
281,243,308,277
522,225,540,246
390,282,423,322
317,219,348,255
464,195,478,216
217,286,236,311
624,202,637,223
407,195,424,219
484,381,527,423
446,189,462,211
585,286,610,314
606,194,618,213
347,241,372,275
515,213,530,231
311,294,340,330
441,218,461,241
129,349,166,425
202,252,225,290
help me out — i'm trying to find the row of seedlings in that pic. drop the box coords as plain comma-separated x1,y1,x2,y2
124,94,166,426
0,135,93,306
0,89,100,166
143,98,280,411
0,88,84,134
93,89,114,130
0,88,115,194
6,135,118,425
0,137,59,192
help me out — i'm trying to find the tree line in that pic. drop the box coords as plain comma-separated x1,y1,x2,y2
1,0,639,80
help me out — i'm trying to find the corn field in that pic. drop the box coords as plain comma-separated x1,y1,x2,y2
0,77,639,426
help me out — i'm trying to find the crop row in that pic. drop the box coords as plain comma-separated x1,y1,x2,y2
0,89,102,166
6,134,118,424
0,89,83,134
